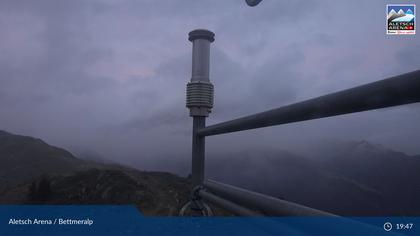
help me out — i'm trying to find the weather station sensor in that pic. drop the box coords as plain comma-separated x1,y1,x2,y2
186,29,215,117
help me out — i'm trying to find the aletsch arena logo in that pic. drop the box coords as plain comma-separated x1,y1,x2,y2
387,4,416,35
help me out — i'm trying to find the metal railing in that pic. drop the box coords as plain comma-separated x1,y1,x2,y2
198,70,420,137
182,29,420,216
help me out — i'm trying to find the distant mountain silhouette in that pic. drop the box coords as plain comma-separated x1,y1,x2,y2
206,142,420,216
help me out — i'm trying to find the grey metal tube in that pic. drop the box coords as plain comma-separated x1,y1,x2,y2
199,190,262,216
198,70,420,136
191,39,211,82
204,179,336,216
202,186,391,235
191,117,206,186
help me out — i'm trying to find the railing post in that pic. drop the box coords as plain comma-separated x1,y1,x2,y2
186,29,215,186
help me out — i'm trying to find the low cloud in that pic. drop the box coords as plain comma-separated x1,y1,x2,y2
0,0,419,175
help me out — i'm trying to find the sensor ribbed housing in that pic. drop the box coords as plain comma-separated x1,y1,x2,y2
186,81,214,109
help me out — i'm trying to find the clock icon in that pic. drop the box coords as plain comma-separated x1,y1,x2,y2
384,222,393,232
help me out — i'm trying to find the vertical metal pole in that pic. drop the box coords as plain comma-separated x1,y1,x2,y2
192,117,206,186
186,29,215,187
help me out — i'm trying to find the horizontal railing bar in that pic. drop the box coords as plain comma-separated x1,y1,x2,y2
202,183,391,235
203,179,336,216
199,190,262,216
198,70,420,136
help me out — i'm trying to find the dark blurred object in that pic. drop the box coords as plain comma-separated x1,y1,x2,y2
246,0,263,7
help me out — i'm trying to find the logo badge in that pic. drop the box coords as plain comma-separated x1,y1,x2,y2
387,4,415,35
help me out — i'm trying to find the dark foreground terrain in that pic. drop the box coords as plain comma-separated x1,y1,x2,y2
0,130,191,216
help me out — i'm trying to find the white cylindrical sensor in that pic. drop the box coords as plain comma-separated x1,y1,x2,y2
186,29,215,117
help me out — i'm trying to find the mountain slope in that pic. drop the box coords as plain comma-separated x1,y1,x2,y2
0,130,92,191
320,141,420,215
0,130,194,216
1,168,193,216
207,149,383,215
206,144,420,216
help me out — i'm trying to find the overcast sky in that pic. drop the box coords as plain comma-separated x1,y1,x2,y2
0,0,419,172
